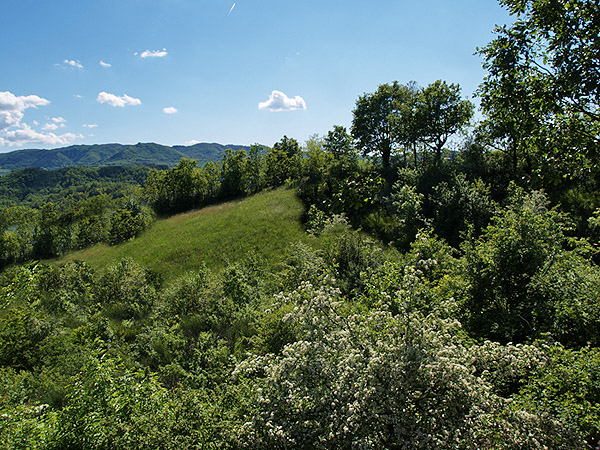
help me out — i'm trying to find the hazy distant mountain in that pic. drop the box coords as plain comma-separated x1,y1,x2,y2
0,142,251,171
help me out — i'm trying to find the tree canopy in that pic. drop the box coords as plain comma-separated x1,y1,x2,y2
477,0,600,179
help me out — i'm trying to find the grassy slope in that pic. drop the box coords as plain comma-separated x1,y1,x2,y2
61,188,314,281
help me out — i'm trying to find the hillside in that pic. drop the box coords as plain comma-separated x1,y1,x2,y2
0,142,251,172
59,187,315,281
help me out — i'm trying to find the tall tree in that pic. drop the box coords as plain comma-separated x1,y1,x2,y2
389,81,421,166
416,80,474,163
478,0,600,179
352,82,404,169
264,136,303,187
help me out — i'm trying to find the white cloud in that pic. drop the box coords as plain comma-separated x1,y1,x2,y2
0,92,83,148
163,106,178,114
82,123,98,128
96,92,142,107
0,91,50,131
42,118,66,131
258,90,307,112
63,59,84,69
0,124,81,147
100,60,112,68
185,140,202,146
140,48,168,58
229,3,236,14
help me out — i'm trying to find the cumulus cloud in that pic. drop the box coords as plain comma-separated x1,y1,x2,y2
185,140,202,146
140,48,168,58
82,123,98,128
42,118,66,131
100,60,112,68
0,91,50,131
96,92,142,107
163,106,178,114
0,124,81,147
0,92,82,147
63,59,84,69
258,90,307,112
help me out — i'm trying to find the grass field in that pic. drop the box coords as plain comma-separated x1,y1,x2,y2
60,188,316,281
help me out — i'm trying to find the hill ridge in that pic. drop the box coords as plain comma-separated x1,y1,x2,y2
0,142,252,172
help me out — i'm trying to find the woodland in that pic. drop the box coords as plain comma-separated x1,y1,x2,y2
2,1,600,448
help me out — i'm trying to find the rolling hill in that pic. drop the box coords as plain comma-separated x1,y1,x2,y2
0,142,251,172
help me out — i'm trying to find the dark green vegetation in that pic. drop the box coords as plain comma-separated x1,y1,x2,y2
0,165,155,207
2,1,600,448
0,142,249,172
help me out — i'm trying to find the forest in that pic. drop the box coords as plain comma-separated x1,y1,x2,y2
2,0,600,448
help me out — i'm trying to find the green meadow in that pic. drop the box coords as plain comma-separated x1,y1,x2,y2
60,187,315,281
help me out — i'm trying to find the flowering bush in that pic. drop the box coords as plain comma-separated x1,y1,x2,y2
234,282,577,449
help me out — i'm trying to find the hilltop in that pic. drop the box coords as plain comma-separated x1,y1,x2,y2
0,142,251,172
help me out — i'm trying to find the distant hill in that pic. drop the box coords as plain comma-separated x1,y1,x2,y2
0,142,251,172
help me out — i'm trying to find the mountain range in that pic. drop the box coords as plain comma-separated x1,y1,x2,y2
0,142,252,172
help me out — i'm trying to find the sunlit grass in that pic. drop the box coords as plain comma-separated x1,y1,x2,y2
60,188,316,281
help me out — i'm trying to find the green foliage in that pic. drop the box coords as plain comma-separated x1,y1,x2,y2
388,182,425,248
477,0,600,180
324,228,383,296
53,351,176,450
107,196,153,245
0,307,52,371
264,136,302,187
36,261,95,320
0,166,154,208
221,148,250,199
223,253,270,306
352,80,473,169
235,283,576,449
143,158,212,215
516,345,600,448
352,81,405,169
429,174,496,246
462,187,600,345
0,206,38,266
95,258,158,321
416,80,474,162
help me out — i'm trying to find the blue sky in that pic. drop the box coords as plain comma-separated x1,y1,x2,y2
0,0,512,152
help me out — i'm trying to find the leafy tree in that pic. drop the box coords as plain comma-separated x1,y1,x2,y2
0,206,38,267
477,0,600,179
352,82,405,169
416,80,474,162
323,125,354,159
0,307,52,371
323,125,358,178
33,202,73,258
221,148,249,199
246,144,266,195
353,81,473,169
53,351,176,450
264,136,302,187
462,187,600,345
144,158,210,215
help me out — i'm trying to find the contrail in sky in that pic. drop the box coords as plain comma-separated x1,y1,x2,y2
229,3,236,14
